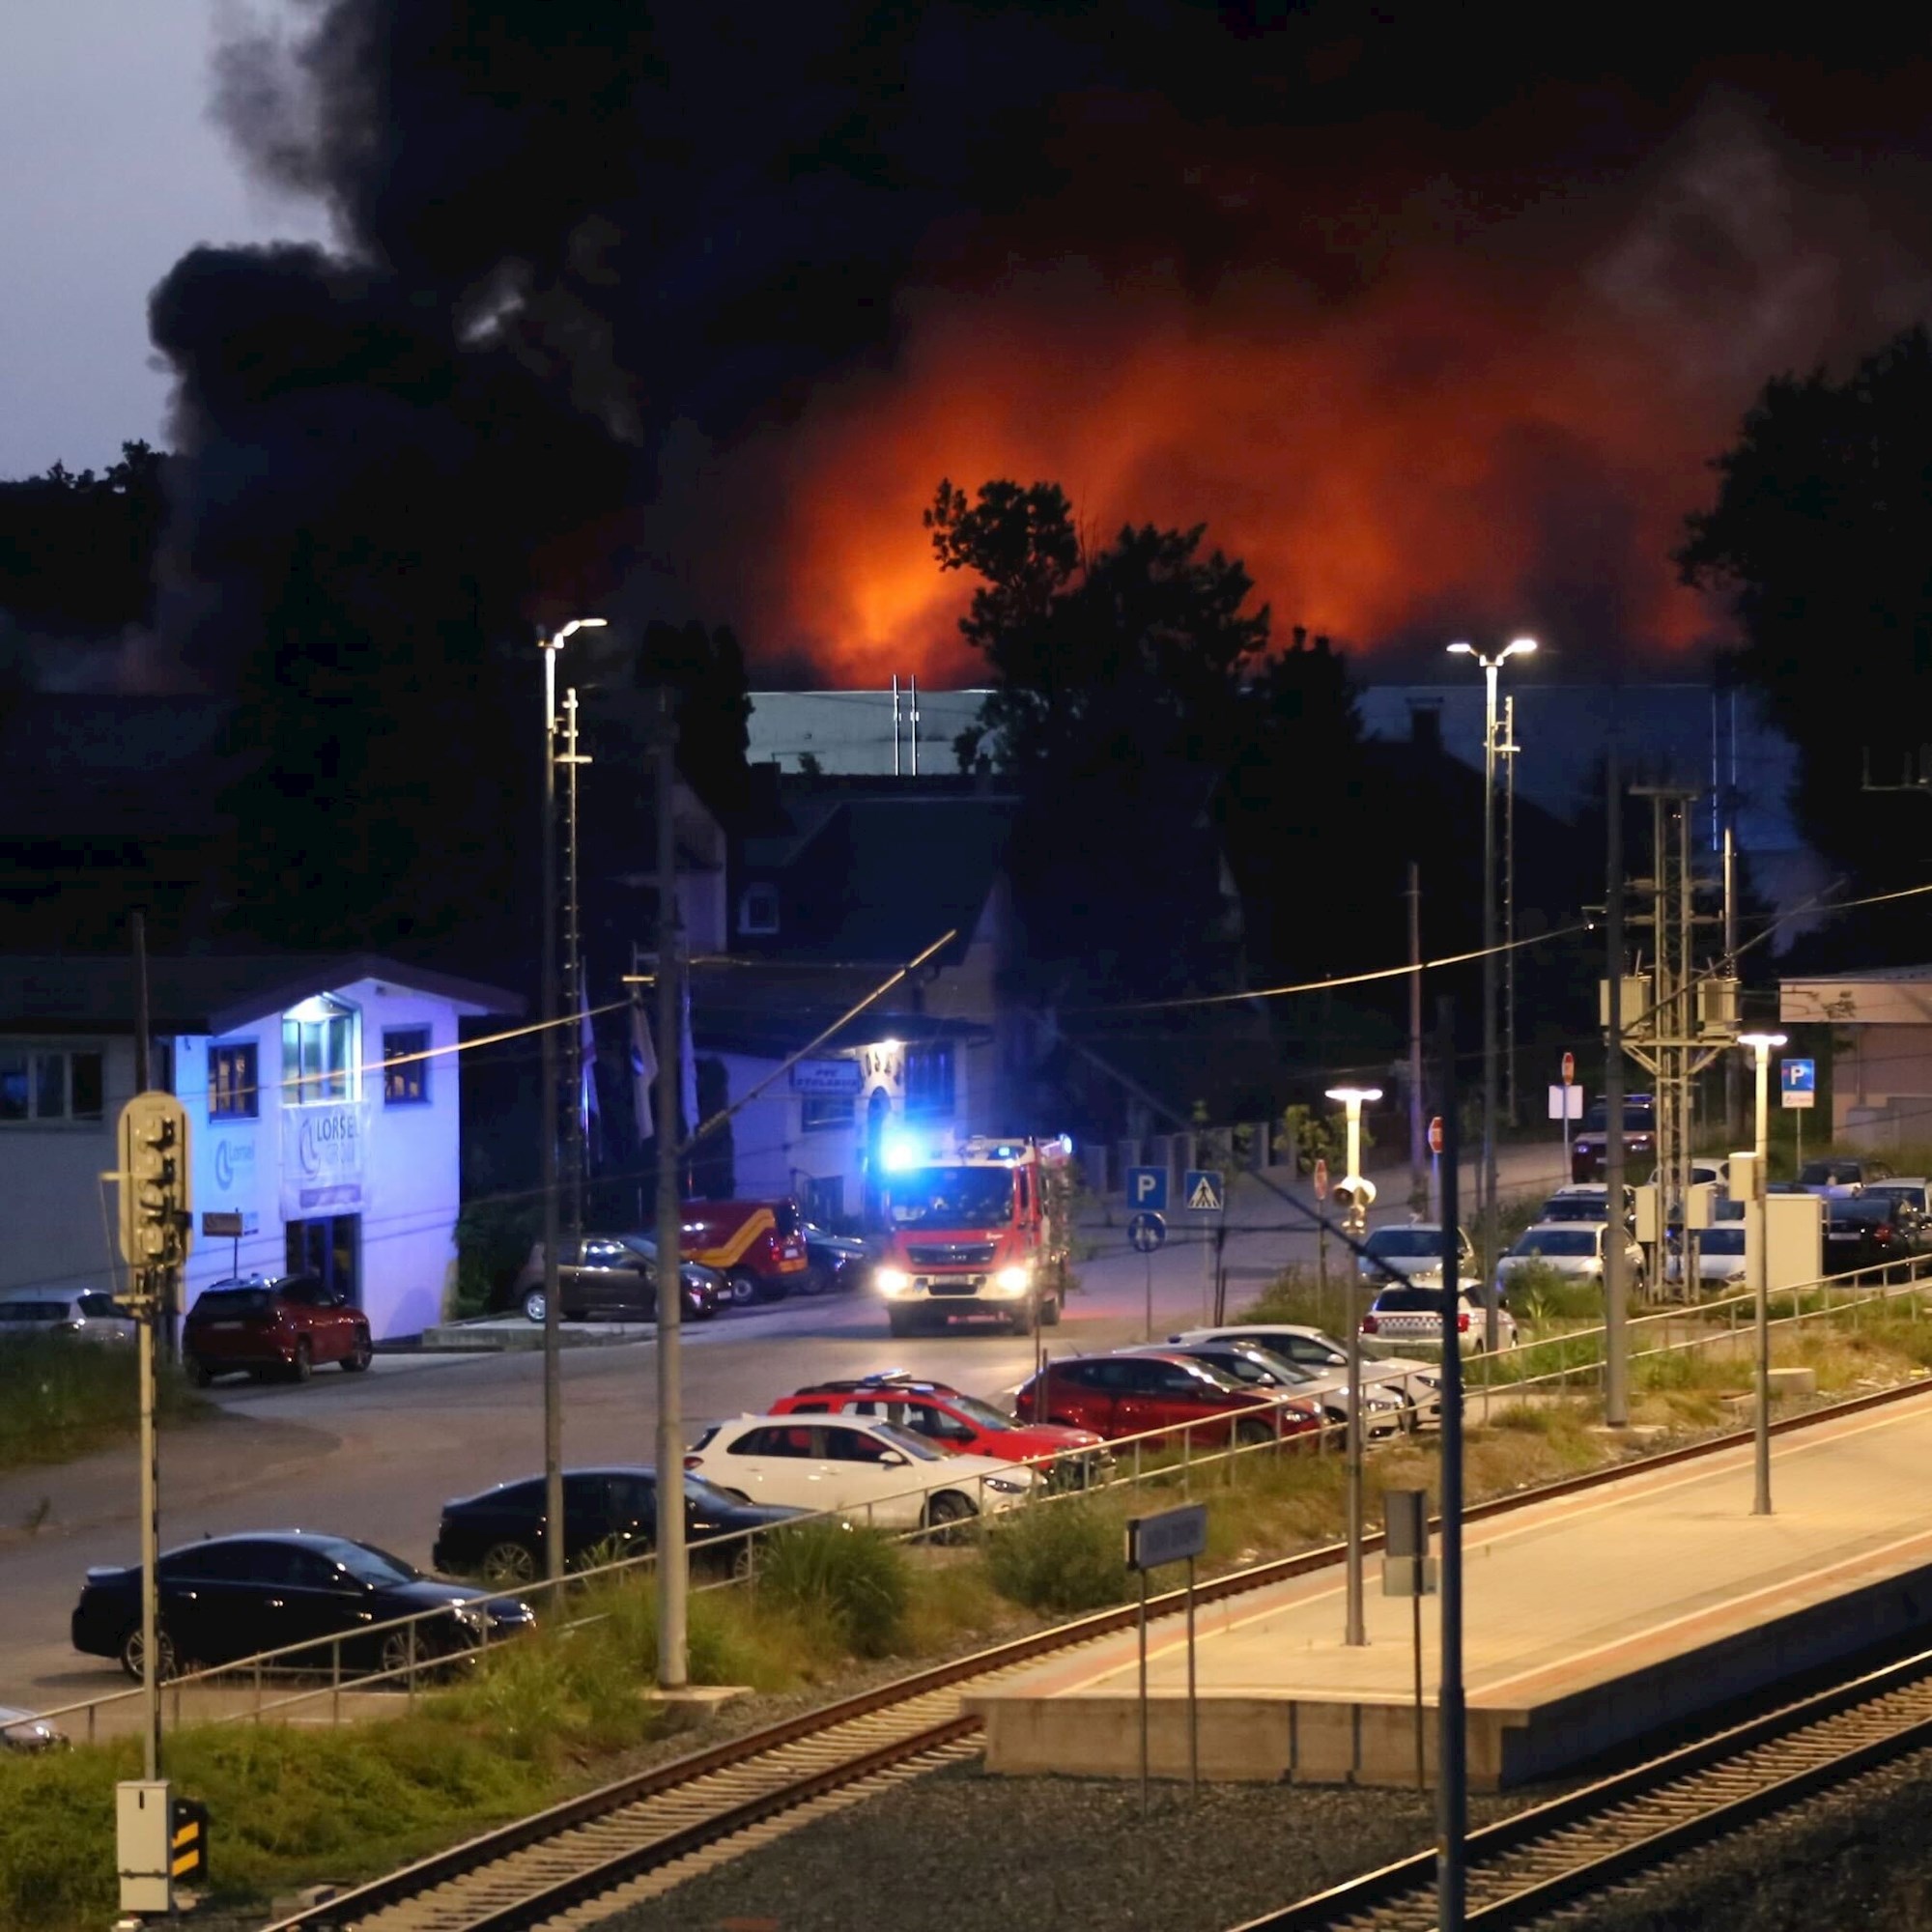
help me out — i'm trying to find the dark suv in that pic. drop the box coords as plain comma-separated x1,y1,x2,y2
183,1275,372,1384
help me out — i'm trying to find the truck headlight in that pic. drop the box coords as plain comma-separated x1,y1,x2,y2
876,1267,911,1295
994,1265,1032,1294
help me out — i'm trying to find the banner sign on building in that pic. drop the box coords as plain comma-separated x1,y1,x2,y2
280,1102,368,1218
789,1059,863,1095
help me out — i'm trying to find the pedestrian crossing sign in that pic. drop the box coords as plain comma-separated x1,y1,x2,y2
1183,1169,1225,1212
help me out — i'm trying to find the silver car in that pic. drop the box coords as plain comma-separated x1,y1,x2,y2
1131,1341,1406,1438
1355,1222,1475,1284
1666,1224,1747,1290
1495,1221,1647,1300
1169,1322,1442,1422
0,1289,136,1345
0,1706,67,1752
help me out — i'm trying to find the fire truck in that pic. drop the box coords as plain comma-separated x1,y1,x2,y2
871,1133,1074,1338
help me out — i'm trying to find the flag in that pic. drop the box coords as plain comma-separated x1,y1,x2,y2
629,993,657,1146
580,993,601,1161
680,968,699,1139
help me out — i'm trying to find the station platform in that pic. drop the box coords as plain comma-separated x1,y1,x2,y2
969,1388,1932,1788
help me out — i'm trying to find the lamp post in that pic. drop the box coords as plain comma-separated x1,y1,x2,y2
1327,1083,1381,1649
1739,1030,1785,1517
538,617,606,1588
1446,637,1535,1351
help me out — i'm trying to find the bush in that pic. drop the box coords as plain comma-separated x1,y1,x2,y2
0,1338,209,1473
753,1520,910,1659
1503,1261,1604,1325
451,1196,542,1318
983,1496,1129,1615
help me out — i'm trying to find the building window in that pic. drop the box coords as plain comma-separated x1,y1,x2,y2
383,1027,431,1105
282,998,356,1106
903,1043,955,1119
209,1041,259,1120
801,1094,855,1132
739,883,780,935
0,1046,104,1124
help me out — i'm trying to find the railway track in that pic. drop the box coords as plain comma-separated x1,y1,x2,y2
1236,1644,1932,1932
260,1378,1932,1932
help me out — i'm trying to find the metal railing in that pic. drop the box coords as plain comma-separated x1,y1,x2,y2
29,1257,1931,1741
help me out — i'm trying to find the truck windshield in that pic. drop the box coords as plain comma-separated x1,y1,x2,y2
885,1167,1014,1228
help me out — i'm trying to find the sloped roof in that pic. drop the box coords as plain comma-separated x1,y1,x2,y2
743,791,1017,966
0,954,523,1036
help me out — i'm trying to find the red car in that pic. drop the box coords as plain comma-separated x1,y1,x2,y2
1009,1350,1321,1447
769,1375,1110,1485
183,1274,373,1385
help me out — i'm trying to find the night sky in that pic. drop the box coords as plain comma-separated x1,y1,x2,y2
12,5,1932,684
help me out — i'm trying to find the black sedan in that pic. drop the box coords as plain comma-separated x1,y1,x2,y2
1824,1197,1920,1280
433,1465,807,1585
71,1532,534,1680
802,1223,873,1296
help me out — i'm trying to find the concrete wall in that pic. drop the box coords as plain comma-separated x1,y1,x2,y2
0,1035,139,1297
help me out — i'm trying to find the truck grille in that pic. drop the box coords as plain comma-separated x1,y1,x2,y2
907,1243,997,1266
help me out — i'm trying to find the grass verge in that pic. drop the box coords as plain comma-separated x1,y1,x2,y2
0,1338,211,1474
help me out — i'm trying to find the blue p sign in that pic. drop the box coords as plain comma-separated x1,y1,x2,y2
1126,1166,1168,1212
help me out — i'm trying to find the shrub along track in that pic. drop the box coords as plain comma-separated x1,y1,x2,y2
261,1379,1932,1932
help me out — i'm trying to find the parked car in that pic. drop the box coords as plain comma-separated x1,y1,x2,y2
1571,1094,1657,1181
1355,1223,1474,1284
1799,1156,1895,1199
0,1707,67,1752
1666,1224,1747,1290
684,1414,1037,1531
1495,1221,1647,1301
1532,1184,1634,1231
433,1466,805,1584
800,1224,873,1296
676,1199,811,1304
1130,1341,1399,1437
1860,1179,1932,1240
1823,1197,1919,1278
1361,1285,1519,1355
1168,1323,1443,1422
0,1288,136,1346
71,1531,534,1680
1007,1351,1319,1448
769,1375,1109,1484
183,1275,372,1385
499,1236,725,1325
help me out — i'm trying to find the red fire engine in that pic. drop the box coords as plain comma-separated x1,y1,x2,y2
871,1133,1073,1338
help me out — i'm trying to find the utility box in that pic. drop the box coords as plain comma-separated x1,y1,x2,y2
1684,1182,1718,1230
1599,977,1651,1031
1767,1190,1826,1291
117,1779,172,1918
1633,1183,1662,1244
1697,978,1741,1039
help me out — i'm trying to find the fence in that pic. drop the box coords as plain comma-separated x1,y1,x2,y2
29,1252,1932,1741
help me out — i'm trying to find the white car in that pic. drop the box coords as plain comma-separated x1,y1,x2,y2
1666,1223,1747,1290
1355,1223,1475,1284
684,1413,1037,1532
0,1706,66,1752
0,1289,136,1346
1495,1221,1646,1299
1169,1322,1442,1423
1360,1285,1518,1356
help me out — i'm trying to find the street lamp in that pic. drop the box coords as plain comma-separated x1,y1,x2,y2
1445,637,1536,1350
1738,1030,1785,1517
1327,1084,1382,1648
538,617,607,1587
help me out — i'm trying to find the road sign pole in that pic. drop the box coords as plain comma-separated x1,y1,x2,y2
1144,1246,1153,1343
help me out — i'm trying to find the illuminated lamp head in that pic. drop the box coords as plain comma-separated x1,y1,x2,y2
881,1128,924,1173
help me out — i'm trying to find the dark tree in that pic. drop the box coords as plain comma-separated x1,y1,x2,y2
0,441,167,635
1679,327,1932,942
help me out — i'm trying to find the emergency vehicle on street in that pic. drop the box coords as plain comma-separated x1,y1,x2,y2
871,1133,1074,1337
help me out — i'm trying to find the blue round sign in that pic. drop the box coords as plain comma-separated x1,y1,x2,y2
1128,1210,1167,1255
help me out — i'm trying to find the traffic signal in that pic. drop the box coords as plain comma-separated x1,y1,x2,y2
118,1092,192,1273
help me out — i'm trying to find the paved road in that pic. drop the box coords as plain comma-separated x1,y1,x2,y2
0,1140,1568,1718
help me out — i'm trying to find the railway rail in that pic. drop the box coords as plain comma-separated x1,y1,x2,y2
1236,1642,1932,1931
262,1378,1932,1932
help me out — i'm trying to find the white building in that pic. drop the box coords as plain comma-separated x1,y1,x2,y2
0,955,520,1341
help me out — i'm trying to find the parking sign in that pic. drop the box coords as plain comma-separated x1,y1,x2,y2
1126,1166,1169,1211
